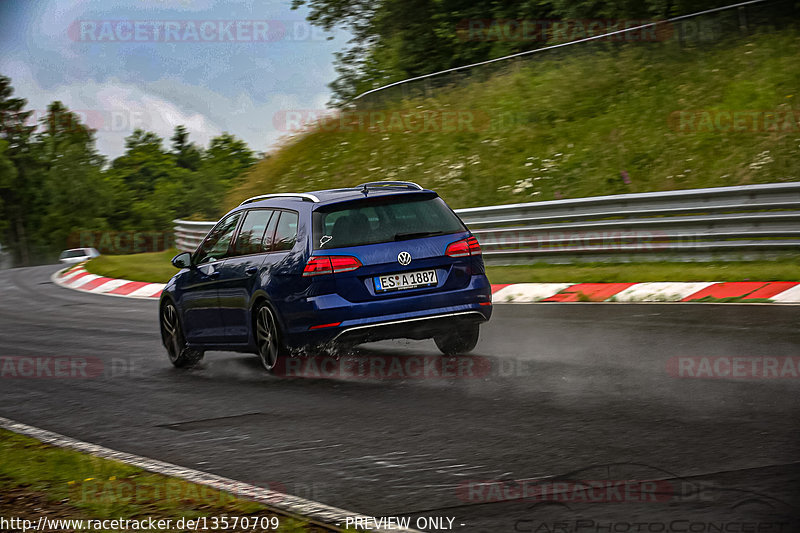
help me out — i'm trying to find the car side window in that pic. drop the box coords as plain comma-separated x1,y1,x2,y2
272,211,299,251
232,209,274,256
262,210,280,252
194,212,242,265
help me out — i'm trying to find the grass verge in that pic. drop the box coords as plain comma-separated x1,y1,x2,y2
227,30,799,211
83,250,799,285
84,249,180,284
0,429,321,531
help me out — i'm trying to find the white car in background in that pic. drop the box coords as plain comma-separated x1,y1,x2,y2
59,248,100,264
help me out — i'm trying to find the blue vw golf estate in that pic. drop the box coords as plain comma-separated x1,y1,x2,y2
159,181,492,371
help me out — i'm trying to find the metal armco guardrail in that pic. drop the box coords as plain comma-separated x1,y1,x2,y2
174,182,800,264
173,219,217,254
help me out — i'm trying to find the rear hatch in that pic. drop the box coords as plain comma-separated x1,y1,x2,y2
308,192,480,303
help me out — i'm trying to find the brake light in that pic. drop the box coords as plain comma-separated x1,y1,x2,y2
303,256,333,276
445,236,482,257
302,255,362,276
329,256,363,273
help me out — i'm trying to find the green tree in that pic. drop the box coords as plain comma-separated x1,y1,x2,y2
1,74,259,262
0,139,17,238
106,129,256,229
111,129,174,197
171,124,203,171
108,129,191,230
204,132,257,181
188,132,257,219
293,0,561,103
35,102,111,251
0,75,39,264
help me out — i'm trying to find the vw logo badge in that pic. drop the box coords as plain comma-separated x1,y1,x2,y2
397,251,412,266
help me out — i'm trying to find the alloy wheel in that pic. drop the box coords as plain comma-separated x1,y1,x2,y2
256,305,280,371
161,303,182,363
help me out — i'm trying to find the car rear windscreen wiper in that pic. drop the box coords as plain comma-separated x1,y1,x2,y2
394,230,445,241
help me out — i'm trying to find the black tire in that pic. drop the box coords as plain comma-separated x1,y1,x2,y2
434,324,480,355
160,301,204,368
254,302,285,372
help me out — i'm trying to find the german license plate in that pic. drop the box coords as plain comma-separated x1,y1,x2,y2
374,270,438,292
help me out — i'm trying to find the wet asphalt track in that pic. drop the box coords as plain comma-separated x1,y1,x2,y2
0,264,799,532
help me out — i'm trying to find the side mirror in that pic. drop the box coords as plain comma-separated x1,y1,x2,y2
171,252,193,269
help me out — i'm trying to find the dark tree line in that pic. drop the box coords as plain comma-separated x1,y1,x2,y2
0,75,257,266
292,0,797,103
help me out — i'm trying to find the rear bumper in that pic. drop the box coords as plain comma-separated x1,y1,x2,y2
281,275,492,347
333,310,487,345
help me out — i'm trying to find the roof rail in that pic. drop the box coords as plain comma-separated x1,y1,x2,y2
239,193,320,205
356,181,424,191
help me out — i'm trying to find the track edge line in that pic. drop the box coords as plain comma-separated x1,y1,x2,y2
0,415,421,533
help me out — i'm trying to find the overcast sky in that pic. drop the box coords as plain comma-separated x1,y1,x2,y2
0,0,349,158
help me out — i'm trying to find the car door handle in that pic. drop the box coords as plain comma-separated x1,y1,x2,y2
245,267,258,275
208,271,220,279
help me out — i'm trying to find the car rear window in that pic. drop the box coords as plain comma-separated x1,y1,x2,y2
313,194,465,249
60,250,87,259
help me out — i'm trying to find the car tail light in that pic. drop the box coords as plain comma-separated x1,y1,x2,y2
329,255,363,273
445,236,482,257
303,256,333,276
302,255,362,276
